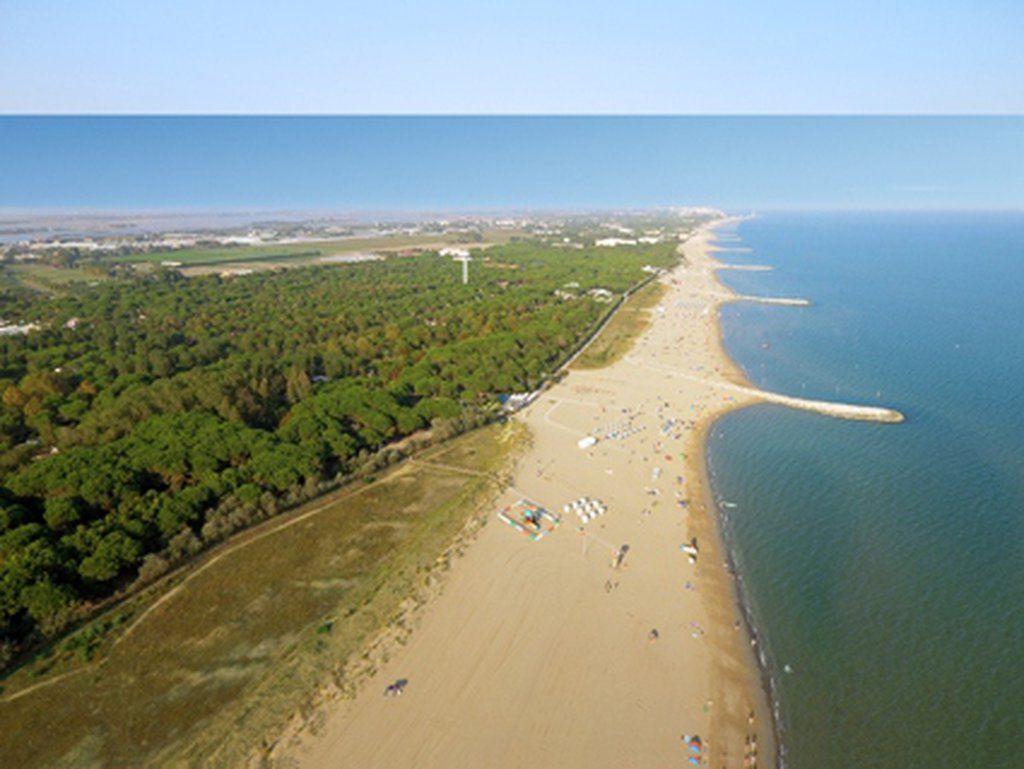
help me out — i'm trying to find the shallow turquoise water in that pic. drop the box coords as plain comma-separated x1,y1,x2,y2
707,213,1024,769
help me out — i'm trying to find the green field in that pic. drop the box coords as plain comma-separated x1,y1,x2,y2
0,422,524,768
0,263,114,293
571,280,668,369
107,232,507,266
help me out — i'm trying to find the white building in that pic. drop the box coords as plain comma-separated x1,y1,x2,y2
0,322,40,336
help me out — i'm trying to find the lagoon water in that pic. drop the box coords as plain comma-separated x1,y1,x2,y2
708,213,1024,769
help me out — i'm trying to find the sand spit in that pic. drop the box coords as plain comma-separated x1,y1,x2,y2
267,218,899,769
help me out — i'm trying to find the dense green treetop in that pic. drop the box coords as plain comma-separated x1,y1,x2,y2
0,239,677,655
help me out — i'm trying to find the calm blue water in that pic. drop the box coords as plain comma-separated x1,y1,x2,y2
707,213,1024,769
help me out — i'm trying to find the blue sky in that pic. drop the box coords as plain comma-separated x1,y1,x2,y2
1,117,1021,211
1,1,1022,113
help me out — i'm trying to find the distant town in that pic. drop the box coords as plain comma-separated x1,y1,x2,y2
0,207,721,303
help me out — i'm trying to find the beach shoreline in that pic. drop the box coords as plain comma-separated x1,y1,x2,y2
695,221,783,768
690,219,899,768
673,220,777,768
267,218,900,768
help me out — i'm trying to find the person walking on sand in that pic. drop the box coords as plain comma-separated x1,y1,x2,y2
611,544,629,569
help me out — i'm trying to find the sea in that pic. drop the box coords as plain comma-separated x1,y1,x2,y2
708,212,1024,769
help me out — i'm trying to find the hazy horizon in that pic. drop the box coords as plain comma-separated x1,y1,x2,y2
1,117,1022,213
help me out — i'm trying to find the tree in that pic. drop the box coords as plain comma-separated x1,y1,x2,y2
0,234,680,651
78,530,143,583
20,578,75,634
43,496,84,531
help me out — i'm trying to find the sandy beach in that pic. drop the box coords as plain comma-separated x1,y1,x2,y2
260,219,789,768
266,219,905,768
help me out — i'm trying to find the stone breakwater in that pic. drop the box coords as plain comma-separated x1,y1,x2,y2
712,377,905,423
735,294,811,307
717,263,774,271
708,289,813,307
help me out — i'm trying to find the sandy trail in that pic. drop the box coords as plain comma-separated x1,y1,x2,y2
273,220,896,768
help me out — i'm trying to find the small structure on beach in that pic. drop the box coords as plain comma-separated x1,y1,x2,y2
497,499,560,540
499,391,538,412
564,496,607,524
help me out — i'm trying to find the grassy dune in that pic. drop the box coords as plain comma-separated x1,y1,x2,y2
0,422,524,768
571,280,668,370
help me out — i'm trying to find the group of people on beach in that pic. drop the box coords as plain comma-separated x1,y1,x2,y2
744,718,760,768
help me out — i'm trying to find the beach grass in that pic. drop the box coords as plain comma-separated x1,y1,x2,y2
571,280,668,369
0,421,524,768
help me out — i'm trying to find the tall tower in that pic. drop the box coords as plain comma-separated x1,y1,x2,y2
441,247,472,284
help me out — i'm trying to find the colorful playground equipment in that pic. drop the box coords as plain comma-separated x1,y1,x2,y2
497,498,560,540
